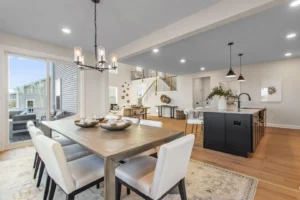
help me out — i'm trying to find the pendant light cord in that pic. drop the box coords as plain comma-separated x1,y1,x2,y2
94,1,98,63
230,43,232,69
240,55,242,73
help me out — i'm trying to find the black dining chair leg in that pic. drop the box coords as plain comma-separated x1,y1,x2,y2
97,183,100,189
43,175,51,200
33,152,38,168
48,179,57,200
127,187,131,195
66,193,75,200
115,177,121,200
37,161,45,187
178,179,187,200
33,155,41,179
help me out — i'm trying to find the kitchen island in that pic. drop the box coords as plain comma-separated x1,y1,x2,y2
203,107,266,157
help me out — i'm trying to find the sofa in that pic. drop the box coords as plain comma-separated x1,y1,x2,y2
9,111,38,140
40,110,76,121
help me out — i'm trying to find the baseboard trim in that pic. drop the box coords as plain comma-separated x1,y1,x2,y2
266,123,300,130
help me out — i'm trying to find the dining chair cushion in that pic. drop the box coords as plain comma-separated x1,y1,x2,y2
116,156,157,196
105,114,121,120
140,119,162,128
68,154,105,190
63,144,92,162
121,117,140,124
186,119,203,125
150,134,195,199
53,134,75,146
35,135,76,194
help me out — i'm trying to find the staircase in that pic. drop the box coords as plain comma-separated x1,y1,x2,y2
138,76,177,104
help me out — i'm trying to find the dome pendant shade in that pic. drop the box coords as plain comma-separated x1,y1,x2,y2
226,68,236,77
237,53,245,82
237,74,245,81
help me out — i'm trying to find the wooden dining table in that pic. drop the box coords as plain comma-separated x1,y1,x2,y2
41,119,184,200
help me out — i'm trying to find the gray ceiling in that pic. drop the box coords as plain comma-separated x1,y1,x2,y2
121,1,300,75
0,0,221,53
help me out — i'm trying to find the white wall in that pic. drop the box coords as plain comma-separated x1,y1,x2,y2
109,63,135,106
0,32,109,150
131,57,300,128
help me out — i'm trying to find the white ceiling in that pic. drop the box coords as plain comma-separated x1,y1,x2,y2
0,0,221,53
121,1,300,75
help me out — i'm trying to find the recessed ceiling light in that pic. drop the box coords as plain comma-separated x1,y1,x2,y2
285,52,292,57
286,33,297,39
200,67,205,71
62,28,71,34
180,59,186,63
152,48,159,53
290,0,300,7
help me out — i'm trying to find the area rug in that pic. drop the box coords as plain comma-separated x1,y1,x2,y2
0,156,258,200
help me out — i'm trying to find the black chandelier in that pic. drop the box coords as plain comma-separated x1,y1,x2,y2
73,0,118,72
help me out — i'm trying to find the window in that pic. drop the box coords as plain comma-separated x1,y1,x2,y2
26,100,34,107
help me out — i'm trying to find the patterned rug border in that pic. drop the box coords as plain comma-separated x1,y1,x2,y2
190,159,258,200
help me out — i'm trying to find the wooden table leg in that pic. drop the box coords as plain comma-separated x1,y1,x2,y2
104,158,116,200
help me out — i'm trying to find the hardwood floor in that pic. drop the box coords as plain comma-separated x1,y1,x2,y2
1,116,300,199
147,116,300,200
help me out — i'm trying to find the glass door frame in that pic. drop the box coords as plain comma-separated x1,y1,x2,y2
1,45,80,150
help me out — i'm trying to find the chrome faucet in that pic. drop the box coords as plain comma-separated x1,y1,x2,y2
230,93,252,109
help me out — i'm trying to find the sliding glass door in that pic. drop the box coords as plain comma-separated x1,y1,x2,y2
8,55,47,144
6,54,79,149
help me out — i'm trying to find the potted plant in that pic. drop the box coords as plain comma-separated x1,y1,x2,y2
206,86,234,110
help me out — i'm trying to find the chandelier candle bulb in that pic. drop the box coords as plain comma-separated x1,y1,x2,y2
79,56,84,65
97,46,106,63
74,47,82,63
111,55,118,68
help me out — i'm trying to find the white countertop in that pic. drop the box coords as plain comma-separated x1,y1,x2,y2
200,107,266,115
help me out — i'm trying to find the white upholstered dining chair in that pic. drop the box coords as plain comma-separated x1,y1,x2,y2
140,119,163,128
105,114,121,120
116,134,195,200
28,126,92,188
35,135,105,200
124,119,162,162
122,117,140,124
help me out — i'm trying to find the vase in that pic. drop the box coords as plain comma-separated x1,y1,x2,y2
218,96,227,110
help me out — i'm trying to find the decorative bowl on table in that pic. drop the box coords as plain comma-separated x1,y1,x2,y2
100,119,132,131
94,117,105,122
74,119,99,128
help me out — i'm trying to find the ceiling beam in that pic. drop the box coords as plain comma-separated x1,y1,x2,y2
114,0,287,60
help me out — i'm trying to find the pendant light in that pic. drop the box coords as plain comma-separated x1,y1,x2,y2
237,53,246,82
226,42,236,78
